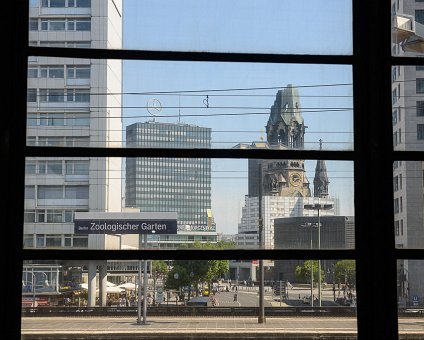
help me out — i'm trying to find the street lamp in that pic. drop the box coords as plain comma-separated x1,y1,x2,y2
301,222,318,307
304,201,333,307
327,263,336,302
174,272,180,306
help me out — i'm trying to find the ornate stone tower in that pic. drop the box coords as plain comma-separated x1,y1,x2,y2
266,84,305,149
260,85,311,198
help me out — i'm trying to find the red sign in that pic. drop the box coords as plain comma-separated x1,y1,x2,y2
22,297,49,307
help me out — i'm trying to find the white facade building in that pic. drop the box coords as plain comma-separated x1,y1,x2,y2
25,0,123,250
392,0,424,306
236,196,338,249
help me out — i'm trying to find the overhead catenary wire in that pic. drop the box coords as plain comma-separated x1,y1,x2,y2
26,109,354,117
27,82,353,96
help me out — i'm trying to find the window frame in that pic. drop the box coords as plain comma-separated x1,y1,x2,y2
4,1,424,339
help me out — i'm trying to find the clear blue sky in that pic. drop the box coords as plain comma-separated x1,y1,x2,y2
121,0,354,234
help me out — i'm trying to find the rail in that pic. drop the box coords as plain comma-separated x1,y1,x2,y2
21,306,360,317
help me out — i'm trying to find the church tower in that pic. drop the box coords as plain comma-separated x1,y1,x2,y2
260,85,311,198
313,139,330,198
266,84,306,149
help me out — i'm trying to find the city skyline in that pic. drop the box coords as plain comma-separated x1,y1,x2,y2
120,80,354,234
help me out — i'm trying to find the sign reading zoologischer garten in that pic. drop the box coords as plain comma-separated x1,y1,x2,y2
74,212,177,234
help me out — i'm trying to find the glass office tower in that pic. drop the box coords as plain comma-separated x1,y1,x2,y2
125,121,216,248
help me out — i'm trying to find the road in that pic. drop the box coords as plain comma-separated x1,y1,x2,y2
213,284,342,307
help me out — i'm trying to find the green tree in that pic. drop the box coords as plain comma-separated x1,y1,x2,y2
334,260,356,285
165,241,232,297
295,260,324,284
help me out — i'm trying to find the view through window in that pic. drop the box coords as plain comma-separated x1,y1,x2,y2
4,0,424,339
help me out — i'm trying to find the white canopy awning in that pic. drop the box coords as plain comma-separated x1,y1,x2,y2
117,282,136,291
79,283,124,294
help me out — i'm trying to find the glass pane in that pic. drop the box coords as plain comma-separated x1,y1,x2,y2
27,58,353,150
21,259,357,337
391,0,424,56
24,157,354,250
29,0,352,55
393,161,424,249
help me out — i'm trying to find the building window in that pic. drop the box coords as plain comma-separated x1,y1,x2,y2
417,101,424,116
41,0,66,7
67,19,91,31
64,185,89,199
27,89,37,102
35,18,91,31
416,10,424,25
418,124,424,140
37,185,63,199
417,78,424,93
69,0,91,8
67,65,90,79
45,235,62,247
9,0,424,338
66,89,90,102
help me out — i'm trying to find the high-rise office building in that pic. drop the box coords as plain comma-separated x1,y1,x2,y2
25,0,123,252
392,0,424,306
125,121,217,248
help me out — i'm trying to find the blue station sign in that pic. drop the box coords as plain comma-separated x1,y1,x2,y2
74,212,178,235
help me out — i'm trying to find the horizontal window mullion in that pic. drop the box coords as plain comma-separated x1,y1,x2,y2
394,249,424,259
391,56,424,66
27,46,354,65
392,151,424,161
22,249,357,261
25,146,355,161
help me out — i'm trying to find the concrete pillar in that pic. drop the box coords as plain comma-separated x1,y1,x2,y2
251,264,257,282
88,261,97,307
99,262,108,307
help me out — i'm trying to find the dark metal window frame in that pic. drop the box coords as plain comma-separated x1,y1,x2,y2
3,1,424,338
